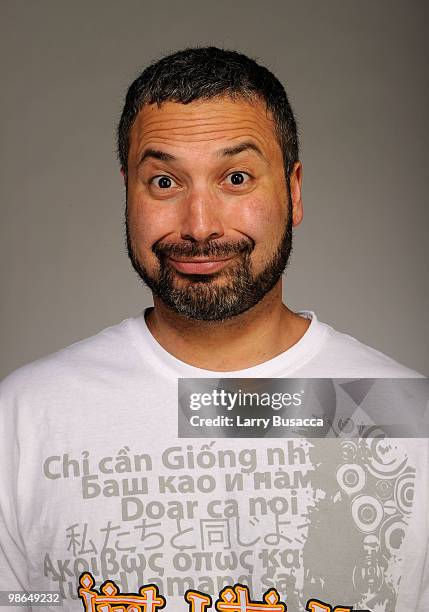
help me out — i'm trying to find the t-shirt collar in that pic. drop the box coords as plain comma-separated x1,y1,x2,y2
129,307,328,379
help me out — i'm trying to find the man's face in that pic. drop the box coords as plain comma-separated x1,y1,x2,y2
124,96,302,321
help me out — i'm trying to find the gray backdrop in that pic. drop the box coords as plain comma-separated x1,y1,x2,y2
1,0,428,379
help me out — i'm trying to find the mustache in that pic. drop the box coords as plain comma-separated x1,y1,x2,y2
152,238,254,259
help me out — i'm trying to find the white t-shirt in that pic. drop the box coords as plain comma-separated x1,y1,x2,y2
0,310,427,611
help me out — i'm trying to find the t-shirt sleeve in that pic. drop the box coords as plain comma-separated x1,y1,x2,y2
0,385,31,609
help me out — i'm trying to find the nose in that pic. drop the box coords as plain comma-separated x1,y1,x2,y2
180,186,224,243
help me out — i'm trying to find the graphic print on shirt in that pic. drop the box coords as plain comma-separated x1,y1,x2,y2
76,571,353,611
41,437,415,611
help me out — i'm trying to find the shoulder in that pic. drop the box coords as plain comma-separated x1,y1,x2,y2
0,316,137,402
297,310,425,377
316,321,424,378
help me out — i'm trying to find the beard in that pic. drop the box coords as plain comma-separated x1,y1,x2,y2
125,196,293,322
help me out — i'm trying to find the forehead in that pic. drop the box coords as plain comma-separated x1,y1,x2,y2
128,96,282,161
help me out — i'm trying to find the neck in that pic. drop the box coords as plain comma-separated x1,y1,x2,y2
145,281,310,371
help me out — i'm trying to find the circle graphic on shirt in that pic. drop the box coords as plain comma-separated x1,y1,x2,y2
375,478,394,500
340,440,358,461
364,439,408,478
352,495,384,533
337,463,366,495
394,470,415,514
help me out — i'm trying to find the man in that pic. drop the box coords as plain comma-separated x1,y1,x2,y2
0,47,427,611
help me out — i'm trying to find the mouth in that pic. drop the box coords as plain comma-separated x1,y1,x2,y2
167,255,236,275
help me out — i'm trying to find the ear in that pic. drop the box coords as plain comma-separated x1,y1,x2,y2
289,161,303,227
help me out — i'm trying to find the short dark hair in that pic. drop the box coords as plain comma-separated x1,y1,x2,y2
117,46,299,177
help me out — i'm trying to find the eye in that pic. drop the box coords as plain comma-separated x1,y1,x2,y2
151,175,177,189
224,171,251,186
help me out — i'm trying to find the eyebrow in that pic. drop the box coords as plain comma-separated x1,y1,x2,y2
138,148,177,166
137,140,265,167
218,141,265,159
